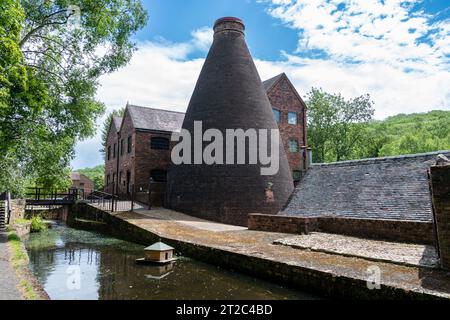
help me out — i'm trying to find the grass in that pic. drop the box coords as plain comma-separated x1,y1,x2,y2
7,231,39,300
13,216,47,232
30,216,47,233
14,218,31,225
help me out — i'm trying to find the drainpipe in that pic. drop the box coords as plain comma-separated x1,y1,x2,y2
115,131,120,208
302,107,308,170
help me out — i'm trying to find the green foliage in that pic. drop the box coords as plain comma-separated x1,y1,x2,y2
100,108,125,157
77,165,105,190
367,110,450,157
0,0,147,195
30,216,47,233
307,96,450,163
307,88,375,163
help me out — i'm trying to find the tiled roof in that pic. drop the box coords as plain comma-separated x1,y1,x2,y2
282,151,450,222
127,105,185,132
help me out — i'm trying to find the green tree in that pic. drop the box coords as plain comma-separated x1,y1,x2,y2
0,0,147,195
100,107,125,157
77,165,104,190
306,88,375,163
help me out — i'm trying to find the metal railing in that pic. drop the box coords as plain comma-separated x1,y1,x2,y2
85,187,144,213
25,187,83,202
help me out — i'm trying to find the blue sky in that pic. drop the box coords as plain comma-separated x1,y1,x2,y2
72,0,450,169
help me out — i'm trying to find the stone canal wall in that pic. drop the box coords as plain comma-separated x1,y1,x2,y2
25,206,70,221
248,214,435,245
9,199,26,225
67,203,445,300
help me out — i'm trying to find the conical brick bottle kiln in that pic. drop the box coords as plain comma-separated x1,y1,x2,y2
167,17,294,226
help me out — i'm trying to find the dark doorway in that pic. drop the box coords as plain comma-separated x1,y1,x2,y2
150,169,167,183
126,171,131,195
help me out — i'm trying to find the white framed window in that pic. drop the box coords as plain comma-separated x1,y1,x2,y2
288,112,297,125
288,139,299,153
272,108,280,123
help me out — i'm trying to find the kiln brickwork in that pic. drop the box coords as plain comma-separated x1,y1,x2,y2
166,17,294,226
104,75,308,200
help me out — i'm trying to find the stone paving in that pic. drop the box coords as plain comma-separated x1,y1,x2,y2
273,233,439,268
0,231,22,300
134,207,247,232
99,206,450,299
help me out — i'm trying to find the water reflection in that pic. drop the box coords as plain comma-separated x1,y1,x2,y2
26,224,315,300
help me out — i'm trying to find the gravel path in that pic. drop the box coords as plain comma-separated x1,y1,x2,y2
0,231,22,300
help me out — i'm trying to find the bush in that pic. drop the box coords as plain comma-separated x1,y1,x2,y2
30,216,47,233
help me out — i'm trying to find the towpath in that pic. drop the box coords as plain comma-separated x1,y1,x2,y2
0,231,22,300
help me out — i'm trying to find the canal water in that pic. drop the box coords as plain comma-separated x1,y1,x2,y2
25,224,315,300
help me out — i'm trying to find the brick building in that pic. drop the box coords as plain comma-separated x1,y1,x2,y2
70,172,95,195
104,74,307,198
104,105,184,195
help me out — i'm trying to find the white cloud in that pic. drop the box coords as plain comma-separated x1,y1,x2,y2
258,0,450,117
72,4,450,168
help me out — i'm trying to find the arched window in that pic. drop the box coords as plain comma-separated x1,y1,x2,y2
150,169,167,182
288,139,299,153
151,137,170,150
272,108,280,123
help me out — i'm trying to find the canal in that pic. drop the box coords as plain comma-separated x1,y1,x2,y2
25,223,316,300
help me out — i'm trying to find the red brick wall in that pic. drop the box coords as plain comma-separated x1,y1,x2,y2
116,111,135,196
104,121,119,194
71,174,94,194
429,165,450,269
266,75,307,175
134,131,172,191
248,214,435,244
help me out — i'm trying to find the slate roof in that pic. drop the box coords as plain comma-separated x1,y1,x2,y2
282,151,450,222
70,172,80,181
121,74,288,133
262,73,284,92
127,105,185,133
112,116,122,132
145,242,174,251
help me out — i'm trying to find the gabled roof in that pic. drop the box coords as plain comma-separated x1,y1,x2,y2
262,73,285,92
145,242,174,251
127,104,185,133
263,73,307,109
112,116,123,132
283,151,450,222
116,73,300,133
70,172,80,181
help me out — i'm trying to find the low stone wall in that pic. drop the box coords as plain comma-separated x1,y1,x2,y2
9,199,26,225
13,222,31,239
25,206,70,221
248,214,319,234
319,217,435,244
248,214,435,245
